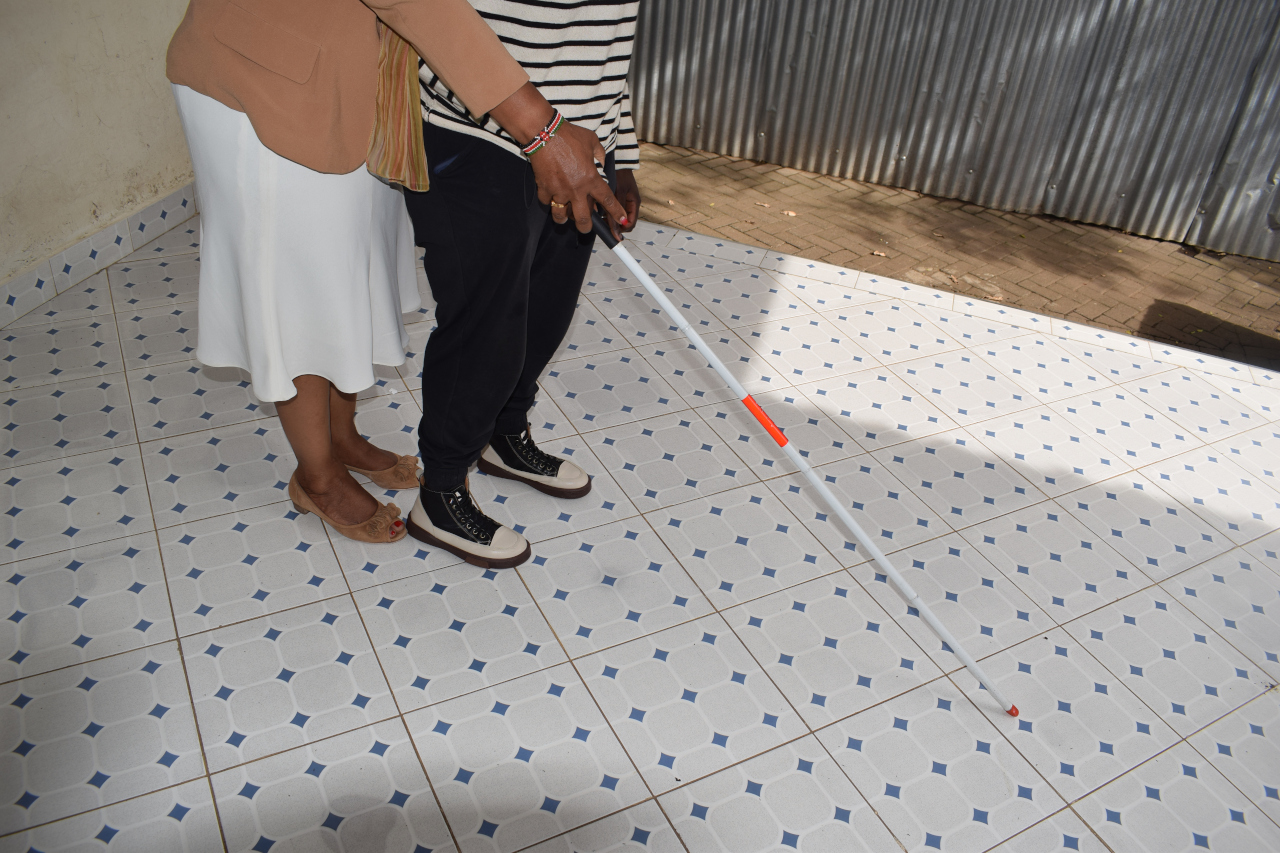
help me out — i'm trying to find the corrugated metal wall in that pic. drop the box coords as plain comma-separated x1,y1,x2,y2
632,0,1280,261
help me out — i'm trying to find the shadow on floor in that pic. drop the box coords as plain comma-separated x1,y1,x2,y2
1139,300,1280,371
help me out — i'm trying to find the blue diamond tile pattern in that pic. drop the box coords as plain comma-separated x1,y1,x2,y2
3,219,1278,850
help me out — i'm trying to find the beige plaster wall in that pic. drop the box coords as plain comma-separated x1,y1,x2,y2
1,0,193,282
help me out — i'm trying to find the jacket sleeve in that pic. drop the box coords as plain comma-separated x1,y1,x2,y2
614,81,639,170
362,0,528,118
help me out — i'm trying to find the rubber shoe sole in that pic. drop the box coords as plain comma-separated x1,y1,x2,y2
477,454,593,499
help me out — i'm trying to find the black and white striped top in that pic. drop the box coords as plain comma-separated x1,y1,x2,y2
418,0,639,169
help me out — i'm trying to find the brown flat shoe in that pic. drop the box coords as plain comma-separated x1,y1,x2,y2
288,473,407,543
347,453,421,490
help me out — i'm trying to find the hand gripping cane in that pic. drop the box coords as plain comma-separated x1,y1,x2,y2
591,214,1017,717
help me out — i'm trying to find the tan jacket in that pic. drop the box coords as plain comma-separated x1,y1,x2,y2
167,0,528,173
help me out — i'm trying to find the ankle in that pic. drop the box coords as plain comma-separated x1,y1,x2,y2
294,461,349,495
330,432,370,458
332,435,395,467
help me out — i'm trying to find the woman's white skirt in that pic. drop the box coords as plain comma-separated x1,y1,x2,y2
172,83,421,402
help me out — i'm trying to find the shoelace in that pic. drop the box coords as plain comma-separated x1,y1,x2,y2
505,428,561,477
442,486,498,543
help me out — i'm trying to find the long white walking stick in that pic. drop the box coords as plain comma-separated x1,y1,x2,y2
590,215,1017,717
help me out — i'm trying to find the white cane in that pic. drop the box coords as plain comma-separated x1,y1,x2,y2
590,213,1017,717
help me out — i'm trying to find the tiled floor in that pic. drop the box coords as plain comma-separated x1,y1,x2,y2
2,217,1279,853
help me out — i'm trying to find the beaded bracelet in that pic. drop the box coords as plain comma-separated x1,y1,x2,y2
521,110,564,158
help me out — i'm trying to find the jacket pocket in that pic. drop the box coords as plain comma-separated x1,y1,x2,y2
212,0,321,85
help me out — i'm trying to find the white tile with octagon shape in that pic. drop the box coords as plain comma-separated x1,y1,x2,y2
1051,387,1201,468
1163,549,1280,681
852,534,1056,674
723,572,944,728
744,314,882,386
355,564,566,714
211,716,452,853
647,484,848,607
1,372,136,469
694,387,860,480
584,412,760,512
1186,692,1280,826
800,367,960,455
1140,447,1280,546
948,628,1180,804
658,734,901,852
1,534,174,685
815,679,1066,852
1073,742,1280,852
519,520,713,659
978,336,1111,404
0,777,222,853
183,596,395,774
969,407,1127,499
1063,589,1269,736
892,350,1039,427
577,614,808,795
869,428,1046,531
404,663,646,852
962,505,1146,623
1059,472,1229,581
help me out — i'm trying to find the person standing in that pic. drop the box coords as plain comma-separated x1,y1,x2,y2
164,0,625,544
403,1,642,567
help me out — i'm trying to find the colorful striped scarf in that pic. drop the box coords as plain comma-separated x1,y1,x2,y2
367,21,429,192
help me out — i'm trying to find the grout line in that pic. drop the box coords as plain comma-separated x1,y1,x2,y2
5,234,1279,848
509,552,695,851
608,479,930,849
18,261,226,849
1178,687,1280,831
976,801,1116,853
316,518,466,853
505,796,685,853
0,774,220,843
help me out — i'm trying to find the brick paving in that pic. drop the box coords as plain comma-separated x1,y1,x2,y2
634,143,1280,370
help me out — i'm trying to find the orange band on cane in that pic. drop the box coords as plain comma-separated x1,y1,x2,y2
743,396,788,447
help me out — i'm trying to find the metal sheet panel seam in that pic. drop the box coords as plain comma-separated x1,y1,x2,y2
631,0,1280,261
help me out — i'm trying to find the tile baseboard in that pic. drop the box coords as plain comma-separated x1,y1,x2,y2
1,183,197,328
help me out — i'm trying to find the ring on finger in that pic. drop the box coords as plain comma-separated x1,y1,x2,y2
549,200,566,209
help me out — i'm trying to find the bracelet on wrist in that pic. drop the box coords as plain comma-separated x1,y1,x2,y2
521,110,564,158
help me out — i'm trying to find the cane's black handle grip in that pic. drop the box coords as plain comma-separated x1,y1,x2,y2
591,210,621,249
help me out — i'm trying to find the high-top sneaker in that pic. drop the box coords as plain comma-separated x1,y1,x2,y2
478,425,593,498
406,480,530,568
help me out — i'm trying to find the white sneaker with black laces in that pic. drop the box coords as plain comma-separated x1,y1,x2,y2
406,480,530,568
478,424,592,498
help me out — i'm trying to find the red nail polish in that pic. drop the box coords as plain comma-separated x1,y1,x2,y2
620,215,629,226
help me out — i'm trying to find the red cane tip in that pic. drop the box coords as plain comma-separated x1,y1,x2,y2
1007,704,1019,717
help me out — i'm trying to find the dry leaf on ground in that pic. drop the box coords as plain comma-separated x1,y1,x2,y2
755,202,771,208
872,250,886,257
783,210,797,216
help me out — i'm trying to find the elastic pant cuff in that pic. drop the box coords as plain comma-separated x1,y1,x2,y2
420,467,468,493
493,411,531,437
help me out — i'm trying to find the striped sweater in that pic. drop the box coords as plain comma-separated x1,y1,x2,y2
418,0,640,168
